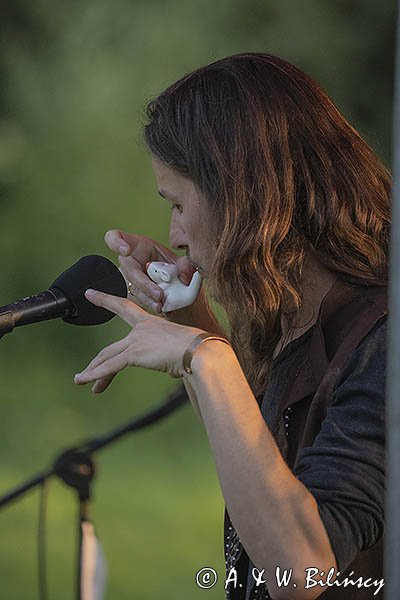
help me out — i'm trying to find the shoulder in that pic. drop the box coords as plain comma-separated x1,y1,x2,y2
334,313,387,396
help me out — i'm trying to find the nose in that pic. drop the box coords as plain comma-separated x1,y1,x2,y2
169,211,187,251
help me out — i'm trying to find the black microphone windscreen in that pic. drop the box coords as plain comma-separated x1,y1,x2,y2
51,255,127,325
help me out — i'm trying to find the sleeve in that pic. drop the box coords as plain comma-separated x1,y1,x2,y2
293,316,386,573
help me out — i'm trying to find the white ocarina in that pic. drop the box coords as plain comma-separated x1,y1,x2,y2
146,261,203,312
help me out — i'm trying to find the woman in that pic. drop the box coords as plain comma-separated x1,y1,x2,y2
75,53,390,599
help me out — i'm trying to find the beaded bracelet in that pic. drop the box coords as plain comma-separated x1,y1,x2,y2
182,332,231,375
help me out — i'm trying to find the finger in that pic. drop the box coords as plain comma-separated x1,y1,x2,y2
75,350,129,384
104,229,132,256
118,264,157,310
127,295,163,316
92,374,116,394
105,230,162,263
84,289,149,326
153,243,179,264
119,255,163,304
81,336,131,374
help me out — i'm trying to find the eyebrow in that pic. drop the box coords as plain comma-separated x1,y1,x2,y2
158,189,178,202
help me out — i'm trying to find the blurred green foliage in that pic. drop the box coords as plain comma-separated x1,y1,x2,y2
0,0,396,598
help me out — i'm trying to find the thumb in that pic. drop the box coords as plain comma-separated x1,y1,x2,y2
175,256,196,286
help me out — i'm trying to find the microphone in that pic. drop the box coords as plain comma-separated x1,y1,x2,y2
0,255,128,335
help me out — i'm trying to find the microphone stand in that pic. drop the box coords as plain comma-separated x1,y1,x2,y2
0,385,189,599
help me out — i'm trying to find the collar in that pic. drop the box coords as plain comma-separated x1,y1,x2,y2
281,278,387,412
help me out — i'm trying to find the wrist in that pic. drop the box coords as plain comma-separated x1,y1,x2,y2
182,335,234,379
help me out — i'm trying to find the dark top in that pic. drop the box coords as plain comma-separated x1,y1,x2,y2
246,317,387,600
224,281,387,600
244,316,386,598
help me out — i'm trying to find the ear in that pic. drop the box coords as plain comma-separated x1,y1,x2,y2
159,269,172,283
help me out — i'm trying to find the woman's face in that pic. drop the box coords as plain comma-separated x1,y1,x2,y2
151,157,215,276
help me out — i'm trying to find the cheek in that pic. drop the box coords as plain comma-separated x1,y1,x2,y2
182,215,196,238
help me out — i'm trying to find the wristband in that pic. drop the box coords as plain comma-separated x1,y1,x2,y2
182,333,231,375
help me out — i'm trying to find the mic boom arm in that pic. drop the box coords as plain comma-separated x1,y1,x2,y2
0,289,72,335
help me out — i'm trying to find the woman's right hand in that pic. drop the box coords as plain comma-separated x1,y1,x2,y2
104,230,225,335
104,229,193,312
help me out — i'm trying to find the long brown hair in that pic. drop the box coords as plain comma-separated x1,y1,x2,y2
144,52,391,396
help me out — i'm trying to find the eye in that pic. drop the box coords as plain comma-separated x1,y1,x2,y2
170,204,183,215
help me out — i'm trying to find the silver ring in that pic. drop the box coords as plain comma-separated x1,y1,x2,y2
127,281,136,296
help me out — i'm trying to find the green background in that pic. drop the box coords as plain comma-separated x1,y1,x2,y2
0,1,396,598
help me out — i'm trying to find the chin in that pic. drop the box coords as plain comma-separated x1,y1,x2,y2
198,266,208,278
188,256,207,277
189,258,200,270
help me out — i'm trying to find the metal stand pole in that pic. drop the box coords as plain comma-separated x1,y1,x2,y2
385,1,400,597
0,385,188,600
53,450,95,600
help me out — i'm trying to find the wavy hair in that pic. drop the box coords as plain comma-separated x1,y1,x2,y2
144,52,391,396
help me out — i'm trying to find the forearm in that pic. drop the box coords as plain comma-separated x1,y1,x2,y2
183,378,203,424
185,341,336,600
168,294,225,425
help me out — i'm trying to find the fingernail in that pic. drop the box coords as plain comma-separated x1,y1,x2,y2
153,289,162,301
85,289,96,297
74,373,81,382
119,244,129,255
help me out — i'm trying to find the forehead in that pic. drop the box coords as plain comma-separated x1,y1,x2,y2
151,157,197,200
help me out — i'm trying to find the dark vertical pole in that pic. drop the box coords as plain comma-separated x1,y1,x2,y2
386,2,400,598
77,503,83,600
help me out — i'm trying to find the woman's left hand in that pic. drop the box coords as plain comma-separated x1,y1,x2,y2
74,288,206,392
